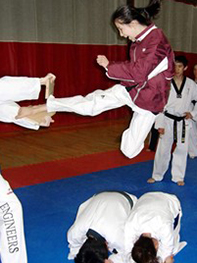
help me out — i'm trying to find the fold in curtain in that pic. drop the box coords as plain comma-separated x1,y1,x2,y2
172,0,197,6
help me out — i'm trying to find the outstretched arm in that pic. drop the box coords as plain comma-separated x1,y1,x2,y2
0,73,56,102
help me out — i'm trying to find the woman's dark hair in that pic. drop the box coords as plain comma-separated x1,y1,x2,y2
131,235,159,263
74,237,108,263
112,0,162,26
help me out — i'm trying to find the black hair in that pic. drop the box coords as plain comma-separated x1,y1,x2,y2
74,237,108,263
112,0,162,26
175,55,188,67
131,235,159,263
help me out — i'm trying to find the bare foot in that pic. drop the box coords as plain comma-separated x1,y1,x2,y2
177,181,185,186
39,115,55,127
147,178,156,183
16,104,47,119
24,111,55,127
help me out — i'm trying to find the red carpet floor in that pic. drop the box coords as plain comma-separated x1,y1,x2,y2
3,149,155,189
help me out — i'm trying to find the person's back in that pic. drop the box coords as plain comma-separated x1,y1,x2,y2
67,191,137,263
132,192,179,215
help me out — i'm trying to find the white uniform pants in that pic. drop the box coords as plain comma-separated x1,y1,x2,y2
152,117,190,182
0,174,27,263
188,120,197,158
172,206,186,256
0,76,41,130
47,84,156,158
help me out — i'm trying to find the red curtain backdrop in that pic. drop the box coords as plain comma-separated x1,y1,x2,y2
1,0,197,132
0,42,132,132
1,41,197,132
170,0,197,6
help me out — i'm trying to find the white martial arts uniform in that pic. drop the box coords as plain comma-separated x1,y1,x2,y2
47,84,157,158
152,77,197,183
124,192,187,263
46,51,171,159
0,76,41,130
67,191,137,263
188,82,197,158
188,119,197,158
0,172,27,263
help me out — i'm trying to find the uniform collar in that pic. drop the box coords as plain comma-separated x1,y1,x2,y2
135,23,157,42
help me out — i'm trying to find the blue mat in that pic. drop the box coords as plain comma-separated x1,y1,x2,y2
12,158,197,263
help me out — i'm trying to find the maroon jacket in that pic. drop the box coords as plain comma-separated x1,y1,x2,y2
107,24,174,113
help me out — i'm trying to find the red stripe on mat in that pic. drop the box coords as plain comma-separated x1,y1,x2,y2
2,149,155,189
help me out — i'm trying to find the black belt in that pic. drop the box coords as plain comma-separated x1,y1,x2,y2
125,84,138,92
164,111,186,143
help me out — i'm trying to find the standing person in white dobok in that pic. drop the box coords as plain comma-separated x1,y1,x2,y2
188,63,197,158
148,56,197,186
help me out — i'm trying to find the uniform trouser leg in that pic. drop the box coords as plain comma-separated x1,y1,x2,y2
0,175,27,263
188,121,197,157
0,76,41,102
172,198,187,255
120,109,155,158
47,84,156,158
171,123,190,183
148,125,159,151
152,119,174,181
47,84,129,116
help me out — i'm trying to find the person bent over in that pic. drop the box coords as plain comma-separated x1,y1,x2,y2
125,192,187,263
67,191,137,263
